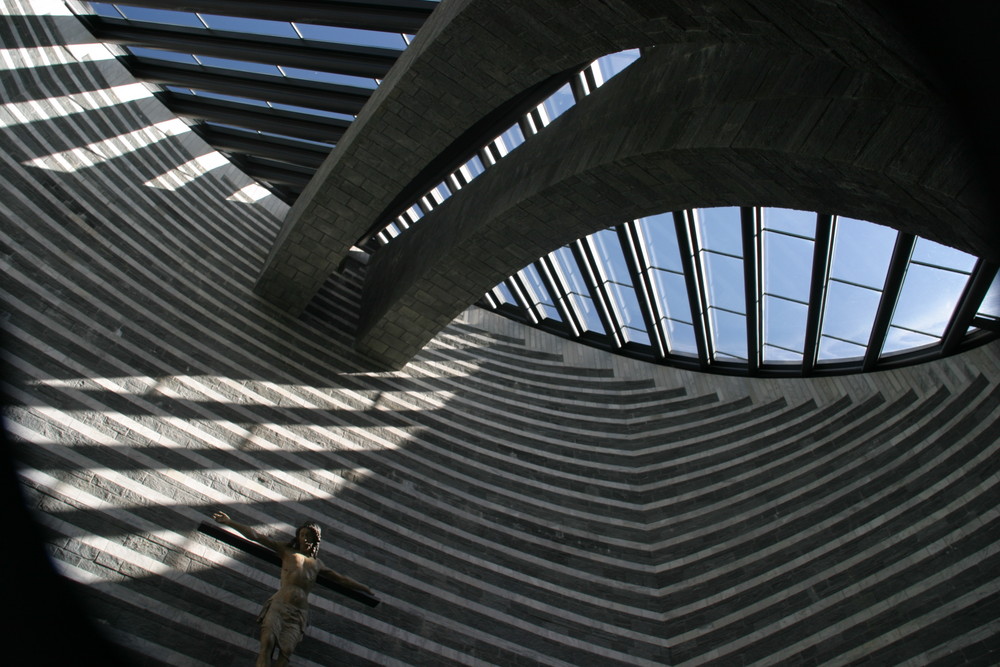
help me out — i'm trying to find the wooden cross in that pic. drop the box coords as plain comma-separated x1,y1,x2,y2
198,521,380,607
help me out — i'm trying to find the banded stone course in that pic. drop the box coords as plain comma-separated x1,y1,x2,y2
3,2,998,665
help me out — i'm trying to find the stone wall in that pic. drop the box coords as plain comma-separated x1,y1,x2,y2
3,3,998,665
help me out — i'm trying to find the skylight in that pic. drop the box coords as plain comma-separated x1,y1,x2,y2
480,208,999,377
80,1,427,201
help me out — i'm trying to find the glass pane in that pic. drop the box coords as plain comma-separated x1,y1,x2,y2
118,6,204,27
764,345,802,363
710,308,747,360
764,295,808,354
978,270,1000,320
883,327,939,354
552,247,588,296
638,213,683,272
520,264,560,321
821,280,881,347
818,335,866,361
651,269,692,323
591,229,630,283
910,237,977,272
494,282,516,305
197,56,283,76
764,230,813,302
888,262,969,338
498,124,525,153
128,47,199,65
462,154,485,180
293,23,406,49
762,208,816,238
279,66,378,89
200,14,298,38
830,217,896,289
664,320,698,356
89,3,124,19
541,83,575,124
595,49,641,84
192,90,269,106
607,282,647,343
570,293,605,333
697,207,743,256
702,251,745,314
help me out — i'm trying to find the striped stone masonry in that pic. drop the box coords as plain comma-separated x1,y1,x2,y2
2,3,999,666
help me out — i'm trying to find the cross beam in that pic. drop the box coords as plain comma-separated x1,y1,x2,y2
198,521,380,607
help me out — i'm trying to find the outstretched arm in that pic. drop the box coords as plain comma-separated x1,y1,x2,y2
320,564,373,595
212,511,283,553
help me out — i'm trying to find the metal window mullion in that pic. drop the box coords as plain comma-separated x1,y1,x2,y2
517,116,535,139
502,277,537,323
569,70,588,101
480,291,501,310
571,239,620,346
529,108,545,131
539,256,583,337
618,222,666,358
802,214,833,375
508,273,543,325
941,259,1000,355
673,210,710,369
741,206,762,374
476,147,494,169
863,232,916,371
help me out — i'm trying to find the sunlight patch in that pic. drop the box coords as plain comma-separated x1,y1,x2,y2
143,151,228,190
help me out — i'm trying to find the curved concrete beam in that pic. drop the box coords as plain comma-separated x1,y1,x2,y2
355,43,988,369
254,0,932,314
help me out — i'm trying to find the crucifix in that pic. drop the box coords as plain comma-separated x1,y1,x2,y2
199,512,379,667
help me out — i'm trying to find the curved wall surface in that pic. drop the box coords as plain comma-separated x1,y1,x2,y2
3,3,999,665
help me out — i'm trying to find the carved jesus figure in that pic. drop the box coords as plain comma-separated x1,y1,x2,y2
212,511,372,667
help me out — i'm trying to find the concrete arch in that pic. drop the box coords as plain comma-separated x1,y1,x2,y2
254,0,939,315
356,42,988,369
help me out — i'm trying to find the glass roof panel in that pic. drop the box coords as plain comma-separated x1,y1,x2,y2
711,309,747,360
199,14,298,38
88,2,123,19
189,90,269,106
819,280,881,359
127,46,199,65
702,251,745,314
551,246,604,334
279,66,378,89
979,271,1000,320
697,207,742,256
883,260,970,352
115,5,205,27
493,281,517,306
195,56,283,76
293,23,407,49
594,49,641,86
763,229,812,303
830,216,896,288
762,207,816,237
638,213,683,273
519,264,561,322
910,237,977,272
882,327,939,353
540,83,575,125
818,334,866,361
764,295,807,361
591,229,648,343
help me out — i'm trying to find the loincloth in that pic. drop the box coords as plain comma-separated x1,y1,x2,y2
257,595,308,655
